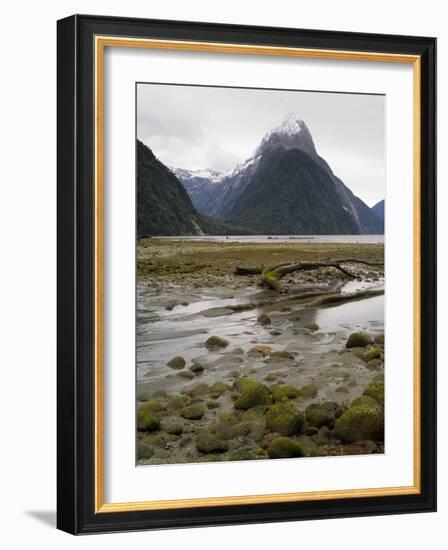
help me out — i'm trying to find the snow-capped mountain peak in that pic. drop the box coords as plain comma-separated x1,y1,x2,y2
256,112,316,157
275,112,306,135
171,167,225,184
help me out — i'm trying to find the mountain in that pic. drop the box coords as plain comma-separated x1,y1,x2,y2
174,113,384,234
137,140,252,236
371,199,385,218
228,148,361,234
171,167,226,214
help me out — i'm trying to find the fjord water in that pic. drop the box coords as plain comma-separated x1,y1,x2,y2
156,234,384,244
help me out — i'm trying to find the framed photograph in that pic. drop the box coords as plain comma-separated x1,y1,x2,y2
57,14,436,534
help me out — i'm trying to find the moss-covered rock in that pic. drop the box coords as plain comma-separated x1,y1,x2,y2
346,332,373,348
334,404,384,443
219,412,239,424
305,403,335,429
136,441,154,459
137,403,161,432
167,356,186,370
160,418,183,435
139,399,164,413
372,372,385,383
234,381,272,410
210,381,231,395
297,384,318,398
305,322,319,331
362,347,382,362
212,422,237,441
188,383,210,398
205,335,229,350
363,382,385,407
248,345,272,357
266,402,304,436
374,333,385,346
167,394,190,411
196,431,228,454
350,395,380,409
176,370,195,380
272,385,300,402
241,406,267,421
190,362,205,374
181,404,205,420
267,436,309,459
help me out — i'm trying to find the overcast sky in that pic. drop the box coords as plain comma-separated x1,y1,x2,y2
137,83,385,206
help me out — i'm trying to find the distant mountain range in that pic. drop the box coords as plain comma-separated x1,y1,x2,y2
371,199,385,219
173,113,383,235
137,140,252,237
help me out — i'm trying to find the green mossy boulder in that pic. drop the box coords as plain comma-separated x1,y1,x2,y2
137,404,161,432
181,404,205,420
248,345,272,357
266,402,304,436
160,418,183,435
205,335,229,350
139,399,164,413
210,382,231,395
234,381,272,410
362,347,382,362
167,356,186,370
196,431,228,454
305,322,319,331
305,403,336,429
167,394,190,411
188,383,210,398
212,422,237,441
176,370,195,380
346,332,373,348
136,441,154,459
297,384,318,398
190,362,205,374
350,395,380,409
272,385,300,402
241,406,268,421
334,404,384,443
363,382,385,407
267,436,309,459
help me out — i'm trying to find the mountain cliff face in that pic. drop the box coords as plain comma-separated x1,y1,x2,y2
372,199,385,219
228,148,360,234
137,140,252,236
175,113,384,235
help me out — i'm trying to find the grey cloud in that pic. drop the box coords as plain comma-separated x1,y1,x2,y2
137,83,385,206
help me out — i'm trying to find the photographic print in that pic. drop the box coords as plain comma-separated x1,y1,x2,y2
136,83,385,465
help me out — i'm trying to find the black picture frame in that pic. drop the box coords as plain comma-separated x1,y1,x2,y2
57,14,436,535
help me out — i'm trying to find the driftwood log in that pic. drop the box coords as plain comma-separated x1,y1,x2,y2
261,259,384,290
235,259,384,290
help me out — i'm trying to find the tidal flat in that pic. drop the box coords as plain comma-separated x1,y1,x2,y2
136,238,385,465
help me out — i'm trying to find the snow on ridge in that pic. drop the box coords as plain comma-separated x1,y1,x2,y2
172,167,225,184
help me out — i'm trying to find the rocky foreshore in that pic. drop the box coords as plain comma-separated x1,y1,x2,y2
136,238,385,465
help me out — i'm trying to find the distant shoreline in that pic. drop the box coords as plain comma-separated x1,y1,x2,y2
147,234,385,245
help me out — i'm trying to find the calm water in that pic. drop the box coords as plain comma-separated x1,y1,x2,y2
155,235,384,244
